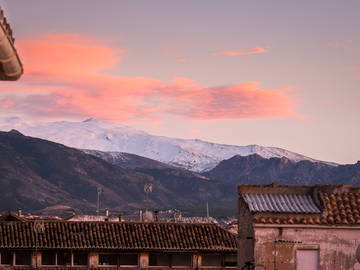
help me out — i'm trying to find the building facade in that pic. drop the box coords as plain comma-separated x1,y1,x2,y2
0,214,237,269
238,183,360,270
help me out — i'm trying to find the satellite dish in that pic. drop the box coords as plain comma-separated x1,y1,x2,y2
144,183,153,194
356,245,360,263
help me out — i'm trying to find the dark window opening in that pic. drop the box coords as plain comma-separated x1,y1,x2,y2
73,252,88,266
149,253,170,266
42,251,56,265
15,252,31,265
57,252,71,266
202,254,222,267
224,254,237,267
119,254,138,266
172,253,192,267
99,254,117,266
0,251,12,265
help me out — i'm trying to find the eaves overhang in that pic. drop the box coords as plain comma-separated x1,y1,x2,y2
0,8,23,81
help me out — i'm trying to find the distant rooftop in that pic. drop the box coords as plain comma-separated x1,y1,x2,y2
242,193,321,214
239,183,360,226
0,213,237,251
64,214,124,222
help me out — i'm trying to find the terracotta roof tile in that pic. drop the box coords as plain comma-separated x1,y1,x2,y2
242,184,360,226
0,221,237,251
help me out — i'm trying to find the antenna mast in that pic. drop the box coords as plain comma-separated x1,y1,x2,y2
206,202,209,218
96,187,103,215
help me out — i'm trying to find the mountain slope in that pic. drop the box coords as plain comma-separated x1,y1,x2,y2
204,154,360,185
0,130,225,213
0,117,335,172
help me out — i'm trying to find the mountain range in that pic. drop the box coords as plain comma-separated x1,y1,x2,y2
205,154,360,186
0,117,335,172
0,130,229,215
0,118,359,217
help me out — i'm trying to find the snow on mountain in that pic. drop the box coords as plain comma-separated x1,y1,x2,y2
0,117,335,172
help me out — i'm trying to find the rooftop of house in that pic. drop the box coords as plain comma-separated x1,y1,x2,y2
239,183,360,226
64,214,124,222
0,7,23,81
0,213,237,251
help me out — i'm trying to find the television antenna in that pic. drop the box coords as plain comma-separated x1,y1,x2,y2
144,183,153,194
143,183,153,218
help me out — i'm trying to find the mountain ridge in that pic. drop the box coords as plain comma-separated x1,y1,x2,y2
0,130,359,217
0,130,227,214
204,154,360,186
0,117,337,172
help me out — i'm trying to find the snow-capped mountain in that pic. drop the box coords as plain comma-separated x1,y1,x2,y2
0,117,335,172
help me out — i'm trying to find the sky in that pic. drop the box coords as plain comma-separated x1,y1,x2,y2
0,0,359,164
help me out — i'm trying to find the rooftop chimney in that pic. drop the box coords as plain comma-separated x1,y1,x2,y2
105,209,109,217
17,209,22,216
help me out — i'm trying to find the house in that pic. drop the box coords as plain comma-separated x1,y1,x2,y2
0,213,237,269
0,7,23,81
238,183,360,270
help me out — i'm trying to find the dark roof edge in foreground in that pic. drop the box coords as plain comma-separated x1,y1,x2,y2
0,7,23,81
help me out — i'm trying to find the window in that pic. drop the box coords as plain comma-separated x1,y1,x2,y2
41,251,88,267
172,254,192,267
223,254,237,267
99,254,117,266
149,253,170,266
201,254,237,268
57,251,72,266
15,251,31,265
42,251,56,265
202,254,222,267
296,250,319,270
73,252,88,266
99,253,138,267
0,251,12,265
149,253,193,267
119,254,138,266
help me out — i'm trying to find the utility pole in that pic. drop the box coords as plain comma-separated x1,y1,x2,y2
96,187,102,216
206,202,209,218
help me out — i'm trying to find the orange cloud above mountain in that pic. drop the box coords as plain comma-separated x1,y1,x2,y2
0,34,296,122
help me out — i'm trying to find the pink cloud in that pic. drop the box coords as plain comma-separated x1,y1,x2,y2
156,81,296,119
327,40,353,48
211,47,268,56
176,57,190,63
0,34,296,122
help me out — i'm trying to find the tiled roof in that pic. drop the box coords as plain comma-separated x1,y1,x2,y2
243,193,321,213
0,7,23,80
177,217,219,224
0,9,14,42
0,221,237,251
240,184,360,226
0,268,123,270
12,268,129,270
320,192,360,225
64,214,122,222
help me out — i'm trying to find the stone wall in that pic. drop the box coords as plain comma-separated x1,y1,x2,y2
238,193,255,269
253,226,360,270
